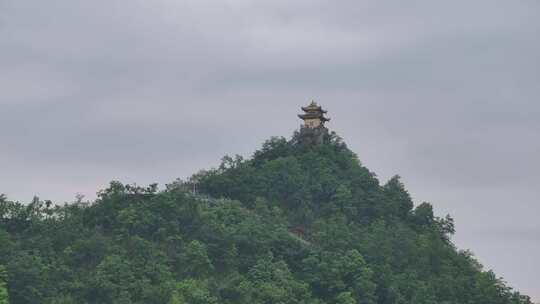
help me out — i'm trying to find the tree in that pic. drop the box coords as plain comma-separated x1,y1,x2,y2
302,250,377,304
169,279,217,304
93,254,136,303
178,240,214,278
336,292,357,304
7,252,48,304
247,254,312,304
383,176,413,218
0,265,8,304
412,202,435,227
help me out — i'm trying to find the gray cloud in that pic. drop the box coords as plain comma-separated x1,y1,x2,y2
1,0,539,300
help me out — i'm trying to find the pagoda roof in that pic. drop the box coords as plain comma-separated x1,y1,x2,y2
298,113,330,121
301,101,327,113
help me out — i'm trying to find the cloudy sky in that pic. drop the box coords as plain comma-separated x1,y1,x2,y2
1,0,539,300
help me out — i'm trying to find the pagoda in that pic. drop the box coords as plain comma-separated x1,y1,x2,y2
298,101,330,129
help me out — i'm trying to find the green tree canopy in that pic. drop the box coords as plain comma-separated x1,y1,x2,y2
0,130,532,304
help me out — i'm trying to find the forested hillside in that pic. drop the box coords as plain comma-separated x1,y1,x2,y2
0,130,532,303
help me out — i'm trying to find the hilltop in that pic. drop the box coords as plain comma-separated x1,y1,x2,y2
0,125,532,303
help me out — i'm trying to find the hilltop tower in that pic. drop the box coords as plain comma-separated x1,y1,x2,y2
297,101,330,145
298,101,330,129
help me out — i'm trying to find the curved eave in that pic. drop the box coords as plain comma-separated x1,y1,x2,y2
301,106,322,112
298,114,331,121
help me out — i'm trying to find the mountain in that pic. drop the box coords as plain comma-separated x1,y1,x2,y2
0,128,532,304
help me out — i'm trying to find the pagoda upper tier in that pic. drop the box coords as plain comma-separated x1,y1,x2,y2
298,101,330,128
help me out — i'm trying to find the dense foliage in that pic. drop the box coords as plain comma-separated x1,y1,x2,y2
0,130,532,303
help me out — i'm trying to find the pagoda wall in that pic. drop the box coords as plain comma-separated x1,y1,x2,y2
304,118,322,128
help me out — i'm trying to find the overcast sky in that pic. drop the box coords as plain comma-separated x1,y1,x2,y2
1,0,539,300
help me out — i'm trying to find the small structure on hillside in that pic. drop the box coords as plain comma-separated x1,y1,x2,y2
297,101,330,145
298,101,330,129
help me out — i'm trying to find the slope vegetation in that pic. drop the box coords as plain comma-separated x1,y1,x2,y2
0,130,532,303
